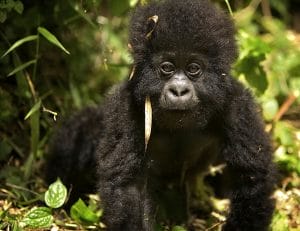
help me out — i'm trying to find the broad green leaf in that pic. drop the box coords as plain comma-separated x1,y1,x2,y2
70,199,100,223
130,0,139,7
38,27,70,54
24,99,41,120
108,0,130,16
2,35,38,58
271,211,289,231
0,11,7,23
45,179,67,208
7,59,36,77
20,207,53,229
262,99,278,121
238,56,268,95
274,122,294,147
172,226,187,231
14,1,24,14
289,78,300,97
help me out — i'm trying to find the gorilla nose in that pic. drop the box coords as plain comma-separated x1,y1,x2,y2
166,82,192,102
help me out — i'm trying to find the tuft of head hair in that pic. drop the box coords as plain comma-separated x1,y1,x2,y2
129,0,237,73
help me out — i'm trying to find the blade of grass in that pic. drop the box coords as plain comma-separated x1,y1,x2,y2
24,100,41,180
1,35,38,58
7,59,36,77
24,100,41,120
37,27,70,54
68,1,97,28
224,0,233,16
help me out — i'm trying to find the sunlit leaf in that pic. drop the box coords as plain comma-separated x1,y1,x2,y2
274,122,294,147
2,35,38,58
262,98,278,121
45,178,68,208
7,59,36,77
270,211,289,231
130,0,139,7
70,199,100,223
289,78,300,97
20,207,53,229
38,27,70,54
172,226,187,231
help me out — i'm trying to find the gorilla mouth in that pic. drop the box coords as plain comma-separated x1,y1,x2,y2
159,95,199,111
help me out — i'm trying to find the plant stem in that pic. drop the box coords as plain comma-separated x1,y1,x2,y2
224,0,233,16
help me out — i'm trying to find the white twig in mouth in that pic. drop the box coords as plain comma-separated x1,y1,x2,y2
129,66,136,80
145,96,152,151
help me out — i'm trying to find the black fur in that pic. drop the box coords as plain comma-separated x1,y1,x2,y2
46,0,275,230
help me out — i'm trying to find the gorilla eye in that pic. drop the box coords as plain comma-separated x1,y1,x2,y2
160,62,175,75
186,63,202,76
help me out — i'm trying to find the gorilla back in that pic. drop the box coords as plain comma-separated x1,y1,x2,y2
47,0,276,230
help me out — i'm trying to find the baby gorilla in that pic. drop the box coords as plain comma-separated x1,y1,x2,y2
46,0,276,230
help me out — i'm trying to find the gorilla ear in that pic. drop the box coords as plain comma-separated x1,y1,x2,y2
146,15,159,39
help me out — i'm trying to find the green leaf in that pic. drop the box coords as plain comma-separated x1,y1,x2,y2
24,99,41,120
172,226,187,231
70,199,100,223
108,0,130,16
20,207,53,229
38,27,70,54
274,122,294,147
7,59,36,77
237,55,268,95
45,178,68,208
14,1,24,14
289,78,300,97
0,11,7,23
2,35,38,58
271,211,289,231
262,98,278,121
130,0,139,7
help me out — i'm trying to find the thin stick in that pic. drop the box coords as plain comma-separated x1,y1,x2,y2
274,94,297,122
224,0,233,16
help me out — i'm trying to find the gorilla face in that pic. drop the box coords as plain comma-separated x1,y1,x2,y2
153,51,204,111
128,50,228,130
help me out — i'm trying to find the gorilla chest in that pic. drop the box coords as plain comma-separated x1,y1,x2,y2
146,131,220,178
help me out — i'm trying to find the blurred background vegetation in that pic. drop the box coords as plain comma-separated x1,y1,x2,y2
0,0,299,230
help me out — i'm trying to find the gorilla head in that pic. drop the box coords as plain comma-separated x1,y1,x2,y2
128,0,237,129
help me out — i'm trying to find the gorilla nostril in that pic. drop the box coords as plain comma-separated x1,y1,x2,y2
169,88,180,97
180,89,190,96
168,87,190,97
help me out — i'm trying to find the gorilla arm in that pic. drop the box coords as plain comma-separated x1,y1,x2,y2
96,84,153,231
222,83,275,231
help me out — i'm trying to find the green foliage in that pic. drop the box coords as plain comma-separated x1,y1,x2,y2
271,211,289,231
171,226,187,231
37,27,70,55
20,207,53,229
1,35,37,58
0,0,23,22
70,198,102,224
44,178,68,209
